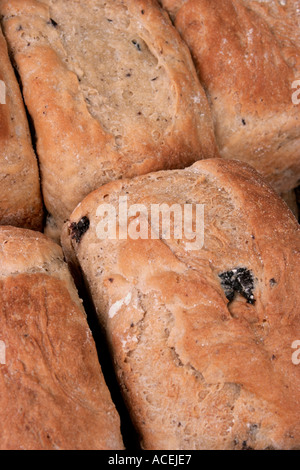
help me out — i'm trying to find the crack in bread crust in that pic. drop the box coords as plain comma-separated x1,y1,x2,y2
0,25,43,230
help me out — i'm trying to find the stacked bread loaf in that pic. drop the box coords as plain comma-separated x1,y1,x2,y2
62,158,300,450
0,226,124,450
0,0,218,240
160,0,300,195
0,0,299,450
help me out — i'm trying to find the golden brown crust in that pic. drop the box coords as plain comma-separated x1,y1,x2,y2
0,26,43,230
0,0,218,239
0,226,124,450
62,159,300,450
161,0,300,193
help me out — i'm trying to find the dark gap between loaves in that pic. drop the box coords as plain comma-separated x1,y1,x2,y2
70,261,141,450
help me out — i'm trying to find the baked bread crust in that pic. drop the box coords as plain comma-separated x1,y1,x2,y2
161,0,300,194
0,26,43,230
0,226,124,450
0,0,218,240
62,159,300,450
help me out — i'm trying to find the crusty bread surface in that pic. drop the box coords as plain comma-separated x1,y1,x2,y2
160,0,300,194
0,226,124,450
62,159,300,450
0,26,43,230
0,0,218,240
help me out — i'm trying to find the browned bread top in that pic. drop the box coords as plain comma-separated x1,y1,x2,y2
0,226,124,450
161,0,300,194
62,159,300,450
0,0,218,239
0,26,43,230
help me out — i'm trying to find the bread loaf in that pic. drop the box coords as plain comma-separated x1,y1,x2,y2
160,0,300,194
0,226,124,450
0,0,218,240
0,25,43,230
62,159,300,450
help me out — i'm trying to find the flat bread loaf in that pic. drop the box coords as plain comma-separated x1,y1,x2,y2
62,159,300,450
0,226,124,450
0,26,43,230
0,0,218,240
160,0,300,194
